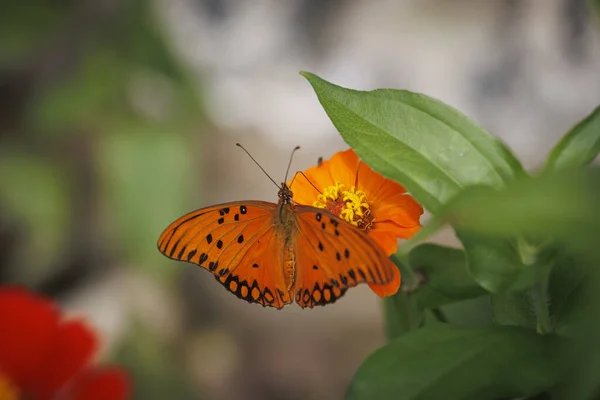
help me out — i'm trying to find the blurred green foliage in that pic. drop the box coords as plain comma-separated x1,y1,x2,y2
0,1,207,398
0,0,204,282
115,324,199,400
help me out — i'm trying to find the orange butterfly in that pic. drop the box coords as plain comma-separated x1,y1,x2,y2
157,145,400,309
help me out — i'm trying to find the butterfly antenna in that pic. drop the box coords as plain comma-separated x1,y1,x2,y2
284,145,301,183
236,143,279,188
290,171,322,195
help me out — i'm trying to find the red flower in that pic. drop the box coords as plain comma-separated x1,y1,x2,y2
0,286,131,400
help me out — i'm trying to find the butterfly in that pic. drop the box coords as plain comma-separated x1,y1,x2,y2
157,145,400,309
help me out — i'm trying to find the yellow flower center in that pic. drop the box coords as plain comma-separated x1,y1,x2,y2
0,374,19,400
313,182,374,230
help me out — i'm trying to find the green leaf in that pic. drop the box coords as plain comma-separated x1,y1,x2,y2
491,291,536,329
300,71,524,213
545,106,600,171
490,246,556,333
443,169,600,255
384,256,423,339
407,244,487,309
547,252,590,335
382,293,423,340
442,296,494,327
457,233,543,293
348,326,564,400
548,252,600,399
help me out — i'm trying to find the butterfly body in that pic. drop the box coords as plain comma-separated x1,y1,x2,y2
157,183,400,309
274,184,299,293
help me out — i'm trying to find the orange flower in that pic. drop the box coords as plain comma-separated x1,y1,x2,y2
0,286,131,400
289,149,423,296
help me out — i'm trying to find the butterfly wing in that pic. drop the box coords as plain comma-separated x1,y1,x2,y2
157,201,293,309
292,206,400,308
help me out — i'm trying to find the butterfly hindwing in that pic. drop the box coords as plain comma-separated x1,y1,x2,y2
157,201,292,308
293,206,400,308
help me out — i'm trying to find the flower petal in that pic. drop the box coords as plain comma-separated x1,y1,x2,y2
327,149,360,189
67,366,131,400
355,158,390,198
32,319,98,400
289,149,359,206
0,287,59,387
289,167,326,205
367,229,401,256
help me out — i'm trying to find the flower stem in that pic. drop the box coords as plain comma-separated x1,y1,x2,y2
516,237,553,335
532,269,552,335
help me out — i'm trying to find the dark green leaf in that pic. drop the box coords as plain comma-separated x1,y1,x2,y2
384,257,423,339
382,293,423,340
457,232,544,293
491,291,536,330
348,326,565,400
548,253,600,399
442,296,494,327
407,243,486,309
545,106,600,171
300,71,524,213
547,252,589,334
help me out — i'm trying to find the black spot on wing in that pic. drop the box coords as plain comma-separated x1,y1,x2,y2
199,253,208,265
348,269,357,282
169,239,180,257
177,246,187,260
357,268,367,281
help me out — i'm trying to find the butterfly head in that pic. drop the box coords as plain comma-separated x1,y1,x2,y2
278,182,294,205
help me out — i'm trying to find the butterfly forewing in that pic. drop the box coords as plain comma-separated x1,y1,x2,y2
292,206,399,308
157,201,292,308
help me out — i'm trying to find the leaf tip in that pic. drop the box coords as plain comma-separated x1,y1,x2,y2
299,70,319,83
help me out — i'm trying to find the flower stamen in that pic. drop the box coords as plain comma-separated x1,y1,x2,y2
313,182,375,230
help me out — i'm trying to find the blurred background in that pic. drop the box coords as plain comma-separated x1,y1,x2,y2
1,0,599,399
